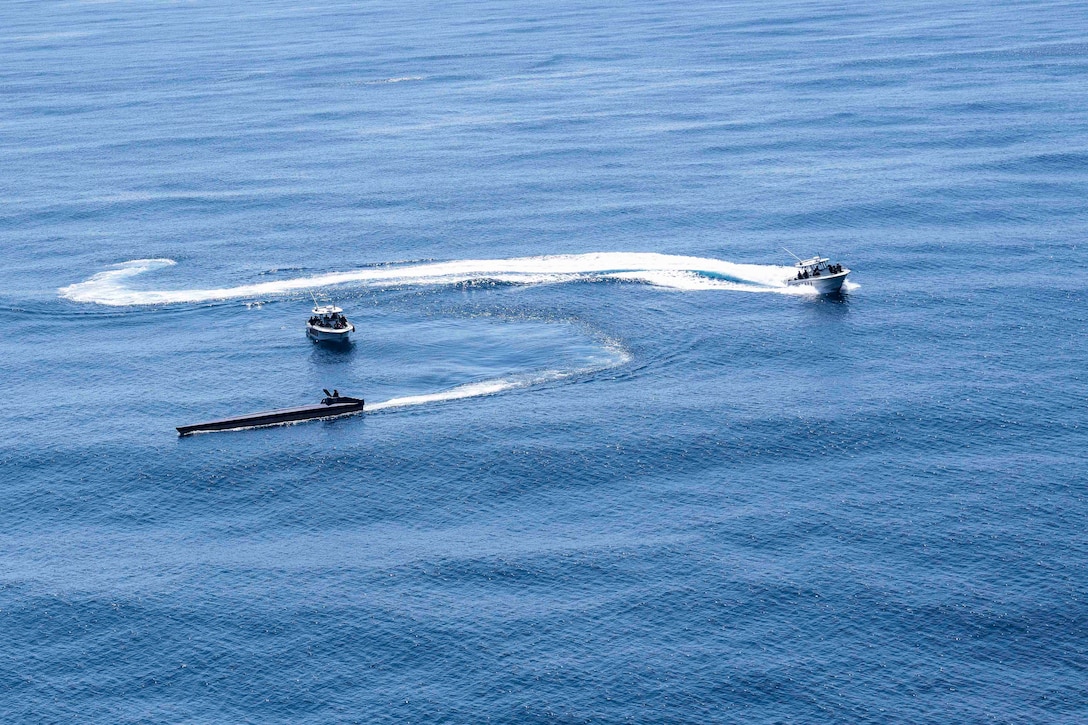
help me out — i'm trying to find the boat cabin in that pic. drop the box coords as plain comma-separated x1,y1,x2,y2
793,256,845,280
308,305,350,330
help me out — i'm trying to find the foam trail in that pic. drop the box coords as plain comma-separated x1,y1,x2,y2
370,343,631,412
370,374,553,412
182,348,630,433
186,374,580,434
59,253,800,306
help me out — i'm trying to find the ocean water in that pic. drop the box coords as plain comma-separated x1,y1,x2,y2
1,0,1086,721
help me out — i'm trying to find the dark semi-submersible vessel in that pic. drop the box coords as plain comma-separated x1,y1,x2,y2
177,391,364,436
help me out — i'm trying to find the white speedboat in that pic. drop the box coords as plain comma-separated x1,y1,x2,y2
306,304,354,343
785,254,850,294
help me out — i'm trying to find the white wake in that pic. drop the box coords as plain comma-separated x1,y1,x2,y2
180,349,629,433
59,252,808,306
60,253,832,420
368,351,627,413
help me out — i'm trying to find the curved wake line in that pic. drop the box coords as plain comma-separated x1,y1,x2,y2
59,253,808,306
369,351,627,413
369,377,541,412
184,348,630,435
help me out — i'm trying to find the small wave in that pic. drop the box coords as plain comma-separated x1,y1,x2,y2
4,30,94,43
357,76,424,85
59,253,799,306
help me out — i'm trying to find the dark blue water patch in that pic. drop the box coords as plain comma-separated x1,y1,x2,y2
1,191,335,232
783,73,910,92
932,99,1056,115
976,151,1088,174
761,198,1044,230
896,127,1044,150
497,142,627,165
833,53,946,73
939,39,1088,63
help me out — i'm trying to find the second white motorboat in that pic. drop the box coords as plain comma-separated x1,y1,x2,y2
784,252,850,294
306,304,354,343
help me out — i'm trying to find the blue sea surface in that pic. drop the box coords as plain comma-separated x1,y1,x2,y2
1,0,1087,722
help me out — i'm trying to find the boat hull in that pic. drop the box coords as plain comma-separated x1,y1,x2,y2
177,400,364,436
786,271,848,294
307,325,354,342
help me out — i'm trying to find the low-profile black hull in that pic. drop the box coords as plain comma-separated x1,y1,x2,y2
177,400,364,436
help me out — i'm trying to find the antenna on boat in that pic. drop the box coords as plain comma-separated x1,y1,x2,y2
308,289,319,307
782,247,804,263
